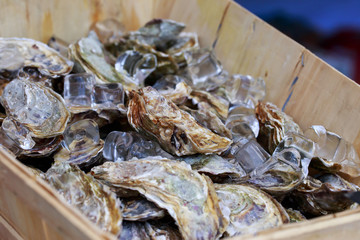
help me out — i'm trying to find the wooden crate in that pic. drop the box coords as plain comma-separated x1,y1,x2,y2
1,0,360,239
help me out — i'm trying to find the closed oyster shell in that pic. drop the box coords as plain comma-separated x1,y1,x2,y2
144,221,182,240
119,221,150,240
127,86,232,156
0,38,73,79
122,198,166,221
45,162,122,235
215,183,289,237
182,154,246,181
91,158,228,240
1,79,70,149
256,102,302,153
290,174,359,216
69,32,136,88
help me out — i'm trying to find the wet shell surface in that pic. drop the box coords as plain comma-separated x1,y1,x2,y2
127,86,232,156
0,38,73,78
91,158,228,240
215,183,289,237
45,162,122,235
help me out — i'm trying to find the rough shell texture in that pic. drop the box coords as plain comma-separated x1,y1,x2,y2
91,158,228,240
119,221,150,240
290,174,359,216
1,79,70,138
256,102,302,153
0,38,73,78
127,86,232,156
182,154,246,181
45,162,122,235
215,183,289,237
122,198,166,221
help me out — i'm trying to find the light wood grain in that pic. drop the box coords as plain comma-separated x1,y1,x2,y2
0,0,360,239
0,214,23,240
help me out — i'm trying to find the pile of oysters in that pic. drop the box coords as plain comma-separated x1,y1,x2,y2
1,19,360,239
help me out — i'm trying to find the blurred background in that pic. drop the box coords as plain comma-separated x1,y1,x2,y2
236,0,360,84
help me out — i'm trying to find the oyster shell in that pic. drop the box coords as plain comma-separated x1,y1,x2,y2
47,36,69,58
119,221,150,240
127,86,232,156
181,154,246,181
91,158,228,240
54,120,104,168
122,198,166,221
215,183,289,237
305,125,360,178
90,19,125,44
144,221,182,240
290,174,359,216
256,102,303,153
45,162,122,235
21,136,62,157
0,38,73,79
286,208,306,223
1,79,70,149
69,32,136,88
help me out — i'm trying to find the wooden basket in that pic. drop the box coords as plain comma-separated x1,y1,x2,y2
1,0,360,239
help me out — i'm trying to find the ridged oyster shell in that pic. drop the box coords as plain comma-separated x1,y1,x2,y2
45,162,122,235
127,86,232,156
215,184,289,237
0,37,73,79
122,198,166,221
256,102,302,153
1,79,70,149
91,158,228,240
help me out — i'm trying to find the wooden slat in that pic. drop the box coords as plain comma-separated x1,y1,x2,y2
0,214,23,240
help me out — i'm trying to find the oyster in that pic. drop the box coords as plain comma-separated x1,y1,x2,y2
103,131,174,162
144,221,182,240
1,79,70,149
286,208,306,223
215,184,289,237
181,105,231,139
256,101,303,153
181,154,246,181
21,136,62,157
54,120,104,168
127,86,232,156
91,158,228,240
0,38,73,79
69,32,136,88
45,162,122,235
119,221,150,240
289,174,359,216
47,36,69,58
304,125,360,178
122,198,166,221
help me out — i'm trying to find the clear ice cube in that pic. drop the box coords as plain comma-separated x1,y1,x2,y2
103,131,174,162
92,83,125,110
63,119,100,151
0,128,22,156
304,125,360,177
63,73,95,108
225,104,259,140
1,117,35,150
184,48,223,88
224,74,265,105
230,137,270,173
115,50,157,87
